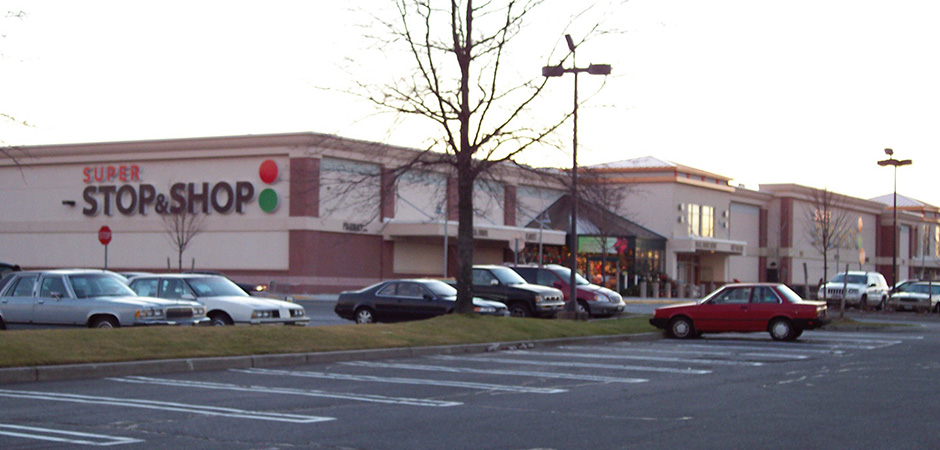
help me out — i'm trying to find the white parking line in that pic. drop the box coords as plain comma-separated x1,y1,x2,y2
233,368,567,394
559,345,809,361
109,376,462,407
507,350,765,366
340,361,649,384
0,423,144,446
0,389,331,424
431,355,712,374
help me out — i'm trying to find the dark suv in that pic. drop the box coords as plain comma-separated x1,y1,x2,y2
470,265,565,318
507,264,625,317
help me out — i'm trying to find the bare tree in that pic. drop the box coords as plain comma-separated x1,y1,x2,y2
804,187,852,306
354,1,599,312
162,210,206,272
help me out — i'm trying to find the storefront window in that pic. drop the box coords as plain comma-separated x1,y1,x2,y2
687,204,715,238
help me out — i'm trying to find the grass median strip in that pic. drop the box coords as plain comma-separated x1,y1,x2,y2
0,315,657,368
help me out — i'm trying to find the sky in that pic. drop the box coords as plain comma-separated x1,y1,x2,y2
2,0,939,207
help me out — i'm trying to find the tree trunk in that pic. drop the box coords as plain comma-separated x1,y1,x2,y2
454,155,475,313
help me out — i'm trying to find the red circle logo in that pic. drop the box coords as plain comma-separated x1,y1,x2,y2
259,160,279,184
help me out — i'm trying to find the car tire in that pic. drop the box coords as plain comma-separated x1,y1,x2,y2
769,318,795,341
576,301,590,316
508,302,531,318
91,316,119,329
355,307,375,324
0,316,5,330
791,328,803,339
209,312,234,326
668,316,695,339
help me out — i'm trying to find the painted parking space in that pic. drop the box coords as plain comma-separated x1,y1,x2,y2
0,330,921,448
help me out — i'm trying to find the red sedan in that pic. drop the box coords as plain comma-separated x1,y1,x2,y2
649,283,830,341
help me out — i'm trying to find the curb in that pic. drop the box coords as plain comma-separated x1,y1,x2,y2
0,332,664,385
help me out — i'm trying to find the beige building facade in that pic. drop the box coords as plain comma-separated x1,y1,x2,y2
3,133,939,296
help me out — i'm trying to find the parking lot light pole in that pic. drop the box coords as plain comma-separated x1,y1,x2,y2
877,148,912,288
542,34,611,314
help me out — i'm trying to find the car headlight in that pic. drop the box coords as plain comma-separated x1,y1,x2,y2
135,307,164,319
251,310,275,319
474,306,496,313
193,306,206,316
289,308,305,317
534,295,543,303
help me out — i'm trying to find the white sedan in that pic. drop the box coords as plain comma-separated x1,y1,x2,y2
129,274,309,326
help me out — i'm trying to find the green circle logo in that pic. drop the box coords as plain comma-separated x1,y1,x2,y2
258,188,279,213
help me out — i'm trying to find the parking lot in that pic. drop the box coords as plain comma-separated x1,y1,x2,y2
1,324,938,449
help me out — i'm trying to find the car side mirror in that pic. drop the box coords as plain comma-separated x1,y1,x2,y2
553,281,563,289
869,283,877,288
424,294,434,301
181,293,196,301
490,279,499,286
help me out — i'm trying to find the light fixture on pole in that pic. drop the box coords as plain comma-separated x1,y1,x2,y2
542,34,611,314
877,147,912,289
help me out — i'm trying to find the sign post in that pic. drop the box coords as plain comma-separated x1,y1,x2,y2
98,226,112,270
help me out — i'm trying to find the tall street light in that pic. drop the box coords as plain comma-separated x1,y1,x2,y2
542,34,611,314
877,147,912,289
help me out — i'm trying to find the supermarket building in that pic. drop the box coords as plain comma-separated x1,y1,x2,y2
2,132,939,296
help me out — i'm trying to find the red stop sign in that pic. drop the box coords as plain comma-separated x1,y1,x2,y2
98,226,112,245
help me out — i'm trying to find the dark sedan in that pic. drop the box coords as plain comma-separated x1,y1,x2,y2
335,279,509,324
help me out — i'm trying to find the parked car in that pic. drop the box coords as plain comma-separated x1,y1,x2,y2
650,283,830,341
817,271,889,309
506,263,625,317
335,278,509,324
886,282,940,313
464,265,566,318
0,269,208,328
129,274,307,326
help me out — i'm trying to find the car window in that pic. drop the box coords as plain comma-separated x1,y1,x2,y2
160,279,191,299
398,283,424,298
131,278,159,297
473,269,497,285
39,276,69,298
710,287,751,304
184,277,246,297
752,286,780,304
9,275,38,297
68,274,136,298
537,269,559,286
512,268,537,283
424,281,457,297
376,283,398,296
487,267,527,285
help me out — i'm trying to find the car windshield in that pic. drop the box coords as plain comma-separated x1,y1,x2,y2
549,266,591,285
830,274,867,284
424,280,457,297
68,274,136,298
184,276,249,297
488,267,528,285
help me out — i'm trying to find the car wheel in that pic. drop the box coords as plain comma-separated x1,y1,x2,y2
355,307,375,324
576,301,590,316
0,317,6,330
668,316,695,339
209,312,234,326
769,318,795,341
508,303,531,318
91,316,119,329
934,303,940,314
